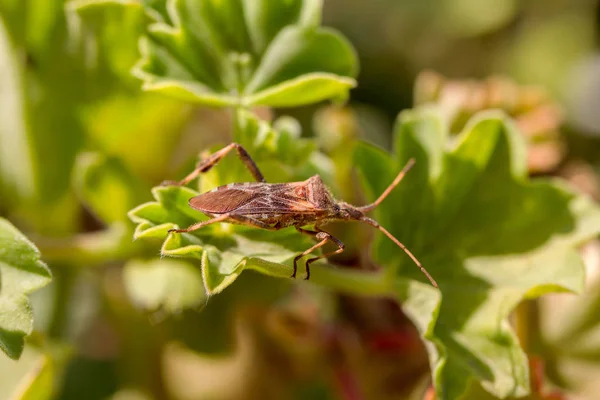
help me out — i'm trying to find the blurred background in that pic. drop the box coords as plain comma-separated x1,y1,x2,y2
2,0,600,399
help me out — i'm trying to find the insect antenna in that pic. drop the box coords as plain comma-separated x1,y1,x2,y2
361,217,438,288
358,158,416,213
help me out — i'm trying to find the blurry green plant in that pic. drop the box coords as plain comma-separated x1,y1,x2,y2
1,1,599,400
0,219,51,360
130,0,358,106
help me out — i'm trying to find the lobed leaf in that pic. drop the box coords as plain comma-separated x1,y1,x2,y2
0,218,52,359
128,186,313,297
127,110,331,306
193,109,326,192
354,107,600,399
77,0,359,107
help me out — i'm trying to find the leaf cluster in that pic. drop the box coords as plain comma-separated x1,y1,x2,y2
0,1,599,400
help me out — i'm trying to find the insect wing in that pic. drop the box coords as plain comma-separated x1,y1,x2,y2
189,187,258,213
234,182,320,215
189,181,325,215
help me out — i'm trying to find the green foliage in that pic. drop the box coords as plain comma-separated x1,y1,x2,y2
201,109,323,188
125,112,328,356
74,153,148,225
74,0,358,107
0,0,192,233
0,218,51,359
1,1,600,399
129,185,313,295
123,258,206,313
0,346,55,400
0,0,79,229
128,110,323,297
355,107,600,399
127,105,600,398
70,0,194,182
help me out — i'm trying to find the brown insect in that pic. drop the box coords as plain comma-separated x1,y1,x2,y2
162,143,438,288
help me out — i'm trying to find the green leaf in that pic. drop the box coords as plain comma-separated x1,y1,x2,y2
0,0,192,234
66,0,150,83
123,258,206,313
80,93,191,182
0,15,33,208
0,1,87,233
128,186,313,297
0,218,52,359
245,72,356,107
73,152,148,224
176,109,326,193
0,0,147,233
69,0,194,182
128,110,335,298
354,107,600,399
79,0,359,107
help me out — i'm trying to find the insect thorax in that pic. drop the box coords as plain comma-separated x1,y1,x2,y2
305,175,337,209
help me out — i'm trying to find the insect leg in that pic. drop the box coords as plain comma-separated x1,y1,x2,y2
292,231,329,279
304,227,345,280
292,227,320,278
292,227,345,280
162,143,266,186
168,214,229,233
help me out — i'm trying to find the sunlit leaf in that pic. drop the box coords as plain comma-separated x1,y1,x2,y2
128,110,335,299
78,0,359,107
355,107,600,399
0,218,51,359
128,185,312,297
